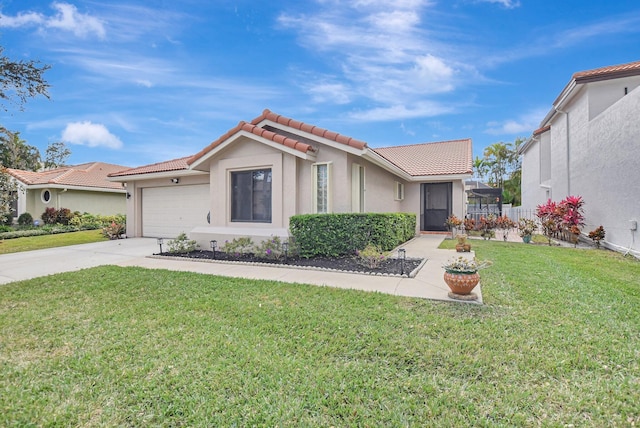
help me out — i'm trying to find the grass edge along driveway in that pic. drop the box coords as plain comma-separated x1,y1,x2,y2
0,229,106,254
0,240,638,426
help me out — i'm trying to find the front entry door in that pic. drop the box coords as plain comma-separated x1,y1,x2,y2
421,182,452,231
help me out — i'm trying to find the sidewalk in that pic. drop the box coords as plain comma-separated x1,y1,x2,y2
0,235,482,304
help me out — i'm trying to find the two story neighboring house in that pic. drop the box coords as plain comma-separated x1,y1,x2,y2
109,109,473,248
519,60,640,256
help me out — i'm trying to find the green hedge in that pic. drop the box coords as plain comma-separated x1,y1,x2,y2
289,213,416,258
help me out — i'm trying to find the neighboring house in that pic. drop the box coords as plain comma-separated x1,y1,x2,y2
7,162,129,222
519,60,640,256
108,109,473,247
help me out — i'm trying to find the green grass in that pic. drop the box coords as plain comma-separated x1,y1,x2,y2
0,229,107,254
1,242,639,426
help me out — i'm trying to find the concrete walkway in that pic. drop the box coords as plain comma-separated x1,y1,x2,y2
0,235,482,304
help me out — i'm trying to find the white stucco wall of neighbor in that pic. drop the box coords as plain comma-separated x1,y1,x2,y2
577,86,640,256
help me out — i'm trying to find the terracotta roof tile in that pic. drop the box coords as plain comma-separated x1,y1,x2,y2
187,120,315,165
533,125,550,136
8,162,129,190
373,139,473,176
108,157,191,177
253,109,368,150
573,59,640,82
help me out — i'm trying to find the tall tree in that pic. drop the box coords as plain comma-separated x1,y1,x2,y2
0,129,41,171
0,47,50,111
44,141,71,169
480,138,523,205
0,46,50,221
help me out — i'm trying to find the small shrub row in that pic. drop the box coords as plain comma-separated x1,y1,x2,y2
0,225,83,239
289,213,416,258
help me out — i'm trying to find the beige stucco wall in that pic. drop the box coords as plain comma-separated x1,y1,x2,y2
23,188,125,222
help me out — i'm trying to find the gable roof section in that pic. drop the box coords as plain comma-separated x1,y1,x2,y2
187,109,367,168
372,139,472,177
8,162,128,191
109,156,191,178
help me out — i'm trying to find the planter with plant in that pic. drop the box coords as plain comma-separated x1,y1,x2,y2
455,234,471,252
518,218,537,243
442,256,492,299
444,214,463,239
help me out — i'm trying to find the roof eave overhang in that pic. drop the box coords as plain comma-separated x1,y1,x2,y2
189,130,316,172
361,150,413,181
107,169,207,182
407,173,472,182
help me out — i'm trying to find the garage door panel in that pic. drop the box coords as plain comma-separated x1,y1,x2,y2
142,184,210,238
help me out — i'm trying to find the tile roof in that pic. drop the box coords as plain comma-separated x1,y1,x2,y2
108,156,191,177
533,125,550,136
8,162,129,190
373,139,473,176
187,109,367,166
573,59,640,83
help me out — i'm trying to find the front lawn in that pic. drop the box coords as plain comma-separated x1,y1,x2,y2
0,229,107,254
1,241,638,426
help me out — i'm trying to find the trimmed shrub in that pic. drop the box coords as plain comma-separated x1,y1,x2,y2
17,212,33,226
56,208,74,225
41,207,58,225
0,225,12,233
289,212,416,258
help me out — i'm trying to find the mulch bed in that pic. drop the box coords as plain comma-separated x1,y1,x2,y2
156,250,425,277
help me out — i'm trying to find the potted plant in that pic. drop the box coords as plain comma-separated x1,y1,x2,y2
444,214,463,238
455,234,471,252
442,256,492,297
517,218,537,243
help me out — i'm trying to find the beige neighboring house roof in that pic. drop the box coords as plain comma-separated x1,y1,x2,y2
109,110,473,180
372,139,473,176
7,162,128,192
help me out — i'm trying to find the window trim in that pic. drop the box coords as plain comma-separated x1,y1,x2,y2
230,168,272,223
312,162,332,214
394,181,405,201
41,189,51,204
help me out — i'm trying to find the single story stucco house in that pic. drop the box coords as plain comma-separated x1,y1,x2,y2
108,109,473,247
7,162,128,222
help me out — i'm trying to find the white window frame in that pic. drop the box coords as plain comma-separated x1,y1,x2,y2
351,163,365,212
41,189,52,204
312,162,332,214
394,181,405,201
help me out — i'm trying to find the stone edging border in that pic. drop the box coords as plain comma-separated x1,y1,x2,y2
147,255,428,278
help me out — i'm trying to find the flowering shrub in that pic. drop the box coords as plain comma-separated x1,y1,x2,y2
355,243,387,269
517,218,537,237
102,221,125,240
477,214,497,239
444,214,463,230
255,235,284,260
463,218,476,232
495,215,516,241
167,232,198,254
220,237,254,256
588,225,606,248
536,196,585,246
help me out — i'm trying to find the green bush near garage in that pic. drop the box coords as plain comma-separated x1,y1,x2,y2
289,212,416,258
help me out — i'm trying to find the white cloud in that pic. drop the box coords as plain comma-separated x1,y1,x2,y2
484,107,547,136
349,101,453,121
0,2,105,39
475,0,521,8
62,121,123,149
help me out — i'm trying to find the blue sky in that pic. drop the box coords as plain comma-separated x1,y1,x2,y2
1,0,639,168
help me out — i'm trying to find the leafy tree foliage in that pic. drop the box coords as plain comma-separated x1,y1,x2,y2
0,166,19,224
0,47,50,111
0,129,41,171
44,141,71,169
474,139,523,206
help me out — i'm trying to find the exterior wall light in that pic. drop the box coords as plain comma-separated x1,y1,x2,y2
398,248,406,276
210,240,217,258
171,178,180,184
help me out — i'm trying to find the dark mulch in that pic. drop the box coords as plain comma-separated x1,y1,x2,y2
157,250,424,277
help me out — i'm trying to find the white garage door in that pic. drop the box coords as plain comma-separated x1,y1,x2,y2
142,184,210,238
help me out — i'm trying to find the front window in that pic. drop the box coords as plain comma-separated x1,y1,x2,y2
231,169,272,222
41,189,51,204
312,163,331,213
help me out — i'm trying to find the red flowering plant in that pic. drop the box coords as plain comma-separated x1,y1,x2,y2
463,218,476,232
477,214,497,240
495,215,516,241
536,196,586,246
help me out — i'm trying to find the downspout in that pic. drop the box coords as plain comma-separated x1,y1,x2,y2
57,188,68,209
555,108,570,195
